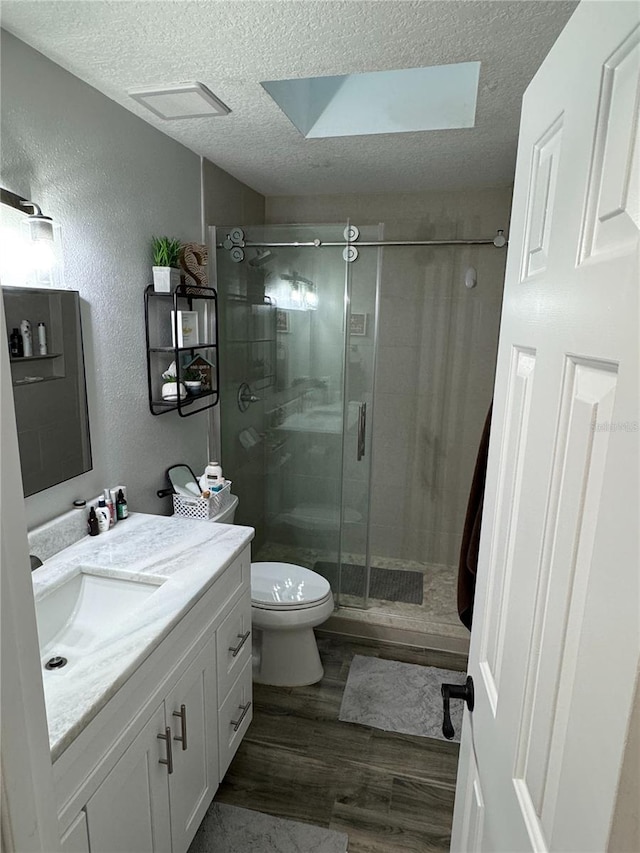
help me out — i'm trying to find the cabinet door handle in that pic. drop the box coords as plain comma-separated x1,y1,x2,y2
230,701,252,732
228,630,251,657
157,727,174,774
172,704,187,751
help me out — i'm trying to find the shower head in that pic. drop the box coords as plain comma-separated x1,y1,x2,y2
249,249,276,267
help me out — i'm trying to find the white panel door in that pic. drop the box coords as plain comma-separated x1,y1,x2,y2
451,3,639,851
59,813,89,853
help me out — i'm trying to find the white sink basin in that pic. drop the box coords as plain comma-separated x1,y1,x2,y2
36,572,162,665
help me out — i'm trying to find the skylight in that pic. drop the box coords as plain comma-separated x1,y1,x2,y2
261,62,480,139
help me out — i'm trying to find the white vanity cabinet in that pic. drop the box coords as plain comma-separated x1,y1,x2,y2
54,545,252,853
85,704,172,853
85,638,217,853
216,592,253,780
165,637,218,853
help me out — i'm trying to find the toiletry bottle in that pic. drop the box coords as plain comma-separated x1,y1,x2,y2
109,487,119,518
116,489,128,520
88,507,100,536
104,488,116,527
20,320,32,357
9,328,22,357
96,498,110,533
37,322,47,355
200,461,223,492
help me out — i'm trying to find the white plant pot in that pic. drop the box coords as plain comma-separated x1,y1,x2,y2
161,381,187,402
152,267,181,293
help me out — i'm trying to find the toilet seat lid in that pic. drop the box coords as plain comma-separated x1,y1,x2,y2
251,562,331,608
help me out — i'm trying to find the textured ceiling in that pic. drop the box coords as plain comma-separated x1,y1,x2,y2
1,0,578,196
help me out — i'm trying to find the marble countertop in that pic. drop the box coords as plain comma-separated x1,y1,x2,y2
31,513,254,761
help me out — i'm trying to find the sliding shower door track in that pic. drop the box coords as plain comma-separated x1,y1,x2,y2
218,234,507,249
219,226,507,252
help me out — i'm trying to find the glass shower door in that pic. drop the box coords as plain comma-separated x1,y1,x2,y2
337,226,381,607
215,223,377,606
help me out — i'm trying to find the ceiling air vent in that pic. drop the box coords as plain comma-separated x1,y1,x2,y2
128,81,230,120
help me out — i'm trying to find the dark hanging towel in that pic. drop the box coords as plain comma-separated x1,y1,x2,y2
457,404,492,631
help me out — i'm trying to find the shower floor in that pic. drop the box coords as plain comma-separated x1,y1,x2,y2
252,541,469,650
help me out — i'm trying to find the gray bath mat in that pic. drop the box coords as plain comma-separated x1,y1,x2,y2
314,561,423,604
188,802,348,853
339,655,467,743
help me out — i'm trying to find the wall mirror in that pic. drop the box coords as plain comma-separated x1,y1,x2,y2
1,189,92,497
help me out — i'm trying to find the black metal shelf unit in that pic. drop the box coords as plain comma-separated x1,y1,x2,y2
144,283,220,417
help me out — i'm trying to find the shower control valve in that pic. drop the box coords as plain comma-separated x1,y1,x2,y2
237,382,260,412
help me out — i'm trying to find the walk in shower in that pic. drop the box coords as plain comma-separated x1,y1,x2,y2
212,221,507,643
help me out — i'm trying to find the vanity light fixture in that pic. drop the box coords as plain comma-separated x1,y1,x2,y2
20,201,55,272
20,201,54,242
304,284,318,309
1,188,57,275
265,270,318,312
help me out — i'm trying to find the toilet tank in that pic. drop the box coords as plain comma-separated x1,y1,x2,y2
209,493,238,524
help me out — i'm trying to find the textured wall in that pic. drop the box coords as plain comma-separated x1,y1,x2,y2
203,159,265,229
1,32,263,528
266,188,512,566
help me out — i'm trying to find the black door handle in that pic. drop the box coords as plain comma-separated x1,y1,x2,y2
441,675,474,740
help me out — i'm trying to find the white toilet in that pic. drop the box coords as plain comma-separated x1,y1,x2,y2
250,562,334,686
210,494,334,686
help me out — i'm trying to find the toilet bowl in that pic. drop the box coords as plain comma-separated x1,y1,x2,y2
250,562,334,686
208,495,333,686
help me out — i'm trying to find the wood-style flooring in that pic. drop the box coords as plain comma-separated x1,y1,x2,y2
215,633,467,852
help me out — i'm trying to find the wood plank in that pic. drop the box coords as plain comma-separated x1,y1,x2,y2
212,634,460,849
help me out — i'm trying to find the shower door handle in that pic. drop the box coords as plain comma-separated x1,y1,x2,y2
357,402,367,461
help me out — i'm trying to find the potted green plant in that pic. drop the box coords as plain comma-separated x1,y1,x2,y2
152,236,182,293
161,362,187,402
182,367,202,395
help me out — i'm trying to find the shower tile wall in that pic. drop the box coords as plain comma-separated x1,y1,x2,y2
266,187,512,568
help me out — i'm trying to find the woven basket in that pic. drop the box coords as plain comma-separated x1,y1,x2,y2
172,481,233,520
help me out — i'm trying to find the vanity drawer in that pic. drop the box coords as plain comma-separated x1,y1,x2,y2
216,591,252,703
218,657,253,781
